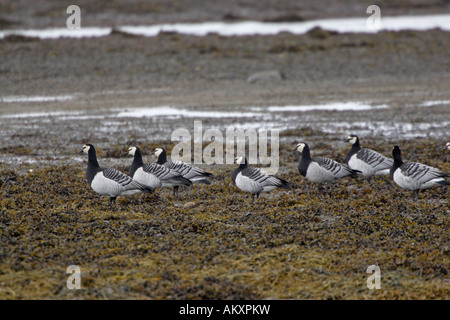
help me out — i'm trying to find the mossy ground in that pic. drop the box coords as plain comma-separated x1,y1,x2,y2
0,139,448,299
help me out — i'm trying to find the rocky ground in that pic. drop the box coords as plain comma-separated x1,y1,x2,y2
0,1,449,300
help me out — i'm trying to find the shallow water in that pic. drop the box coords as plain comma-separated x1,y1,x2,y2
1,14,449,39
1,98,448,167
0,95,75,103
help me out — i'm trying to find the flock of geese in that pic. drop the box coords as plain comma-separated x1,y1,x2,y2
81,137,450,205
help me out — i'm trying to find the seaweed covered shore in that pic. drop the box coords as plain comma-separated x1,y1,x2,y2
1,138,448,299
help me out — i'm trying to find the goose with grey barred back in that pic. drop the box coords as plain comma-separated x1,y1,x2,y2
294,142,360,186
232,156,291,203
154,147,214,183
81,144,153,205
126,146,192,198
154,147,214,196
390,145,449,200
345,135,393,182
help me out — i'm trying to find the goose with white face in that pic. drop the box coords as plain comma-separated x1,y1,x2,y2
81,144,91,154
344,134,393,182
295,141,360,185
126,145,192,195
153,146,214,196
346,135,358,145
231,156,291,203
81,143,153,205
235,156,245,165
126,146,137,156
154,148,163,157
293,142,305,153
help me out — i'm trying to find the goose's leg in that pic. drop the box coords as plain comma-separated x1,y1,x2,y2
109,196,117,206
173,186,179,198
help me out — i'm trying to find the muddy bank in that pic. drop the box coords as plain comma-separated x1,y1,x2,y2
0,27,449,170
1,27,450,98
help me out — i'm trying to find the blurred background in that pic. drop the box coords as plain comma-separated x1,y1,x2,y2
0,0,449,165
1,0,449,28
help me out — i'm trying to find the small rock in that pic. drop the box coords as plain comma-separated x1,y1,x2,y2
184,201,196,208
247,70,284,83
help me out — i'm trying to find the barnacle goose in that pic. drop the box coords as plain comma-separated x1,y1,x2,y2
126,146,192,198
390,145,449,200
294,142,360,186
345,134,393,182
231,156,291,203
154,147,214,186
81,144,153,205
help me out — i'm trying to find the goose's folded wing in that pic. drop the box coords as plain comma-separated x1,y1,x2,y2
357,148,393,170
143,163,182,180
166,160,211,180
102,167,144,190
314,157,353,178
241,167,283,187
400,162,447,183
